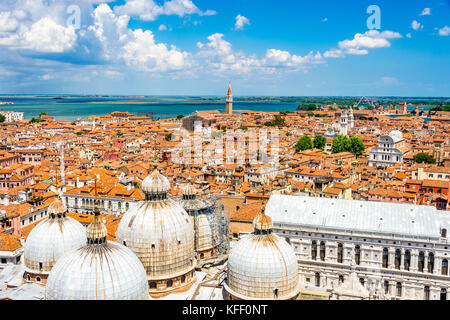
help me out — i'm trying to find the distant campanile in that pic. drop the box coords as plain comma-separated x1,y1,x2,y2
226,82,233,115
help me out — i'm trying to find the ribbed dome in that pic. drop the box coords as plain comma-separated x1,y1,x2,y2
182,183,197,197
24,200,86,275
45,241,149,300
116,199,196,279
141,170,171,196
225,213,299,300
46,203,149,300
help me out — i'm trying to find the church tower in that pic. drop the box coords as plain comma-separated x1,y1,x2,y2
226,83,233,115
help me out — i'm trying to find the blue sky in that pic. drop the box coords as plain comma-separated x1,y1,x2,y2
0,0,449,96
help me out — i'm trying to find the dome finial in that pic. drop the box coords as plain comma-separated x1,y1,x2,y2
142,169,171,200
86,178,107,244
48,196,67,219
252,203,273,234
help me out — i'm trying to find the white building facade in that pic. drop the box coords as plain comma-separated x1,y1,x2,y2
368,130,407,168
266,194,450,300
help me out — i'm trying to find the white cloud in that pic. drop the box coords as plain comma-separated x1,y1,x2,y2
322,17,328,22
22,18,77,52
381,76,400,85
40,74,54,80
338,30,401,55
234,14,250,31
419,8,431,16
196,33,324,75
406,33,412,38
158,24,167,31
0,12,18,34
89,4,191,72
114,0,215,21
438,26,450,36
323,49,345,58
411,20,423,31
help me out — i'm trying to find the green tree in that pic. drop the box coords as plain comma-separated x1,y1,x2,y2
76,131,84,136
0,114,5,123
295,135,313,152
239,125,248,131
348,136,365,157
176,114,184,119
165,133,173,141
39,112,47,117
331,135,351,154
313,135,326,150
297,104,317,111
30,117,41,123
414,152,436,164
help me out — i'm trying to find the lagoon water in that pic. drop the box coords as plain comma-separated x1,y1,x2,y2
0,95,300,121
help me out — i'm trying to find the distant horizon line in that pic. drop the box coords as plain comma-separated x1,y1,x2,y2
0,94,449,99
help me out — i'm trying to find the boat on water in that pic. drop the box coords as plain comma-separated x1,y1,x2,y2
0,102,13,105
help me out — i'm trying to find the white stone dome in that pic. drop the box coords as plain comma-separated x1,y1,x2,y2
389,130,403,140
24,199,86,275
116,200,196,278
225,213,300,300
116,170,196,280
45,241,149,300
141,169,170,195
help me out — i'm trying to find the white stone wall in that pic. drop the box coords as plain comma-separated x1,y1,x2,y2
275,226,450,300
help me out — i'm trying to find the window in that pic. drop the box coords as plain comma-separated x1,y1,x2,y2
442,259,448,276
382,248,389,268
418,251,425,272
149,282,156,289
338,275,344,284
167,280,173,288
441,288,447,301
315,273,320,287
395,249,401,270
320,241,326,261
404,250,410,271
384,281,389,294
396,282,402,297
359,278,365,287
428,252,434,274
442,229,447,238
337,243,343,263
424,286,430,300
355,245,361,265
311,241,317,260
1,258,6,264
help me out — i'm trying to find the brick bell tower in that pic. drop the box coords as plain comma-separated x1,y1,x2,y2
226,82,233,115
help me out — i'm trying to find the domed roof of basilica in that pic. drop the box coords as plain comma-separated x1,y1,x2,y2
225,209,300,300
45,200,148,300
23,198,86,275
116,170,196,279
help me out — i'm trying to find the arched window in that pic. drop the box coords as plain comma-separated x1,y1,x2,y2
442,259,448,276
274,288,278,298
359,278,365,287
384,281,389,295
320,241,326,261
338,275,344,284
149,282,156,289
404,250,410,271
311,241,317,260
382,248,389,268
395,249,401,270
428,252,434,274
442,229,447,238
200,253,204,259
167,280,173,288
181,275,185,283
441,288,447,301
418,251,425,272
396,282,402,297
27,275,30,281
36,277,41,282
39,262,43,270
424,286,430,300
355,245,361,265
337,243,343,263
315,273,320,287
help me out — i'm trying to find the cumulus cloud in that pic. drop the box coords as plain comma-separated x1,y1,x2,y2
90,4,191,72
337,30,402,55
438,26,450,36
419,8,431,16
158,24,167,31
22,18,77,52
234,14,250,30
196,33,324,75
114,0,216,21
323,49,345,58
411,20,423,31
